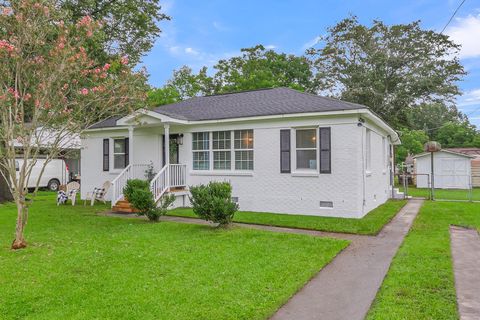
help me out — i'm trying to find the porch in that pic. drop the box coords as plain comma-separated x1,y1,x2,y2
110,120,188,208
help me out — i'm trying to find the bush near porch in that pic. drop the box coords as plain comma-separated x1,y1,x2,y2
0,193,348,319
169,200,407,235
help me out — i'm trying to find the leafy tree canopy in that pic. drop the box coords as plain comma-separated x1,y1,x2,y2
166,45,314,98
59,0,170,64
306,16,466,128
396,130,429,163
147,85,181,107
434,121,480,148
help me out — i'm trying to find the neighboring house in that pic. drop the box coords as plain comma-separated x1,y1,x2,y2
81,87,400,218
414,148,480,189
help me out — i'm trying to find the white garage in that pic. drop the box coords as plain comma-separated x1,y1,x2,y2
414,150,474,189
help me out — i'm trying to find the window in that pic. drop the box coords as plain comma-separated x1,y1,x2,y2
192,130,254,171
192,132,210,170
366,129,371,171
319,127,331,173
213,131,231,170
113,138,126,169
234,130,254,170
296,129,317,170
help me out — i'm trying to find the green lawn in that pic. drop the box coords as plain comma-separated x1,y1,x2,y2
169,200,407,235
0,193,348,320
399,186,480,201
367,201,480,320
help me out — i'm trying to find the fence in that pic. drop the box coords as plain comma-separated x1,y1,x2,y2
395,173,480,202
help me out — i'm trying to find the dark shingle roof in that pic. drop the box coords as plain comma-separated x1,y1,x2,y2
88,115,123,129
88,87,367,129
153,87,365,121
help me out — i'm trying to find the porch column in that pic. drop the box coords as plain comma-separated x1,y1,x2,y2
164,123,170,191
128,126,134,165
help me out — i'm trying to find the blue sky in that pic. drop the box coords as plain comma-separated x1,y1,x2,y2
141,0,480,126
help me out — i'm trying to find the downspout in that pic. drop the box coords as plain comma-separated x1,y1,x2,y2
391,144,395,199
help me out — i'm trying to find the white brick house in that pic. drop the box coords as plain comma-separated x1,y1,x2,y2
81,88,400,218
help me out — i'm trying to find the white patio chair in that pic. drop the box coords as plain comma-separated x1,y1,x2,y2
84,181,111,206
57,181,80,206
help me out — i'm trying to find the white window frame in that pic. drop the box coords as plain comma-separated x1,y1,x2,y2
212,131,231,170
191,130,254,173
112,137,127,171
192,132,210,170
234,129,254,171
293,127,318,173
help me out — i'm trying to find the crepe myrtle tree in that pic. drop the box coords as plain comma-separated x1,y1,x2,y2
0,0,147,249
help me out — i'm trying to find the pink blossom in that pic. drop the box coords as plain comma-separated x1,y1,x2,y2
0,40,15,53
94,68,101,74
24,93,31,101
77,15,93,26
80,88,89,95
7,87,19,99
62,83,69,90
2,7,12,15
35,100,41,108
100,72,107,79
33,55,44,64
120,56,129,65
102,63,111,71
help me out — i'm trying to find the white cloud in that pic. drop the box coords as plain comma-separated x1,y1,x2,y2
212,21,229,32
446,14,480,59
458,88,480,107
264,44,277,50
301,35,322,51
184,47,199,55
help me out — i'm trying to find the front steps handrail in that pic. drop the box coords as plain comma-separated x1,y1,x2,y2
111,164,150,207
150,164,188,203
150,164,169,202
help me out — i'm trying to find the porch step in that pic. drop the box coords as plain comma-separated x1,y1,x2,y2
112,199,139,214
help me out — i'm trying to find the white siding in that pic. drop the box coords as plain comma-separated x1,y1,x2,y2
81,114,394,218
80,127,163,200
362,121,392,214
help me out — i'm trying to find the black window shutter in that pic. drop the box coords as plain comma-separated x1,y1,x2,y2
280,129,291,173
124,138,129,167
102,139,109,171
319,127,331,173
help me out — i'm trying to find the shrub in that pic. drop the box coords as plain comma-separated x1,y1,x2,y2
189,181,239,226
129,189,175,222
123,179,149,201
144,161,156,182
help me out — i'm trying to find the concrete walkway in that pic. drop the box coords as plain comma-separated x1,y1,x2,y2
450,226,480,320
271,199,423,320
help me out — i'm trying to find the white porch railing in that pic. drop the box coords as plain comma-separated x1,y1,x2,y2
170,164,187,188
111,164,150,207
150,164,187,202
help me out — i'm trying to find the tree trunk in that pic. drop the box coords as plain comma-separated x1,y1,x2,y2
11,199,28,250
